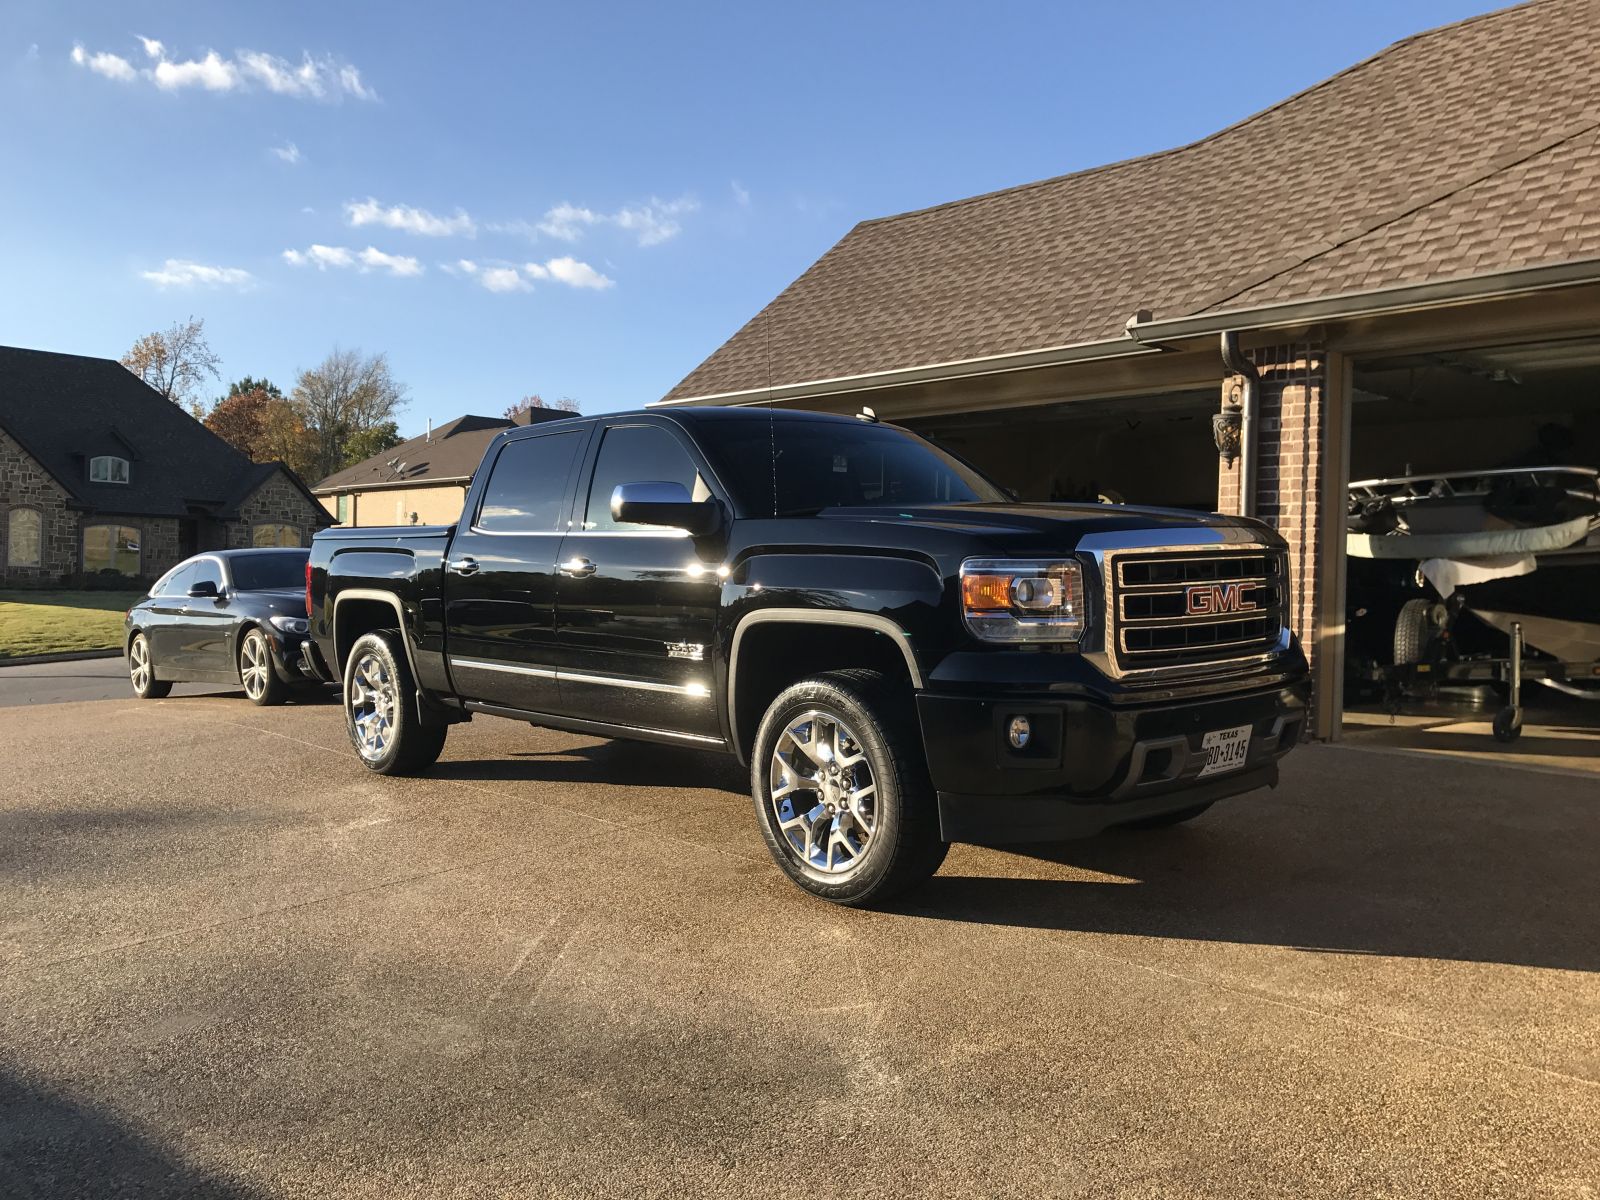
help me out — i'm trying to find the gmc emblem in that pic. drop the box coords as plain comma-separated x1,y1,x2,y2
1185,581,1257,616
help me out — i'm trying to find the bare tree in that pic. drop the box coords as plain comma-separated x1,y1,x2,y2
121,316,222,415
292,348,408,480
503,394,580,420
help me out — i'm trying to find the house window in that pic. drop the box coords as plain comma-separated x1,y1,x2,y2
337,494,351,524
89,456,130,484
83,524,141,575
6,508,42,567
252,523,301,547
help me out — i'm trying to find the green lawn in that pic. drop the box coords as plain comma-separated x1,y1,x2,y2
0,590,145,660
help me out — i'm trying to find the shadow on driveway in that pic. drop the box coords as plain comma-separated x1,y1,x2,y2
0,1067,260,1199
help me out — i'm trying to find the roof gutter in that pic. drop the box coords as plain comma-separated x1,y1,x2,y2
312,475,472,496
1124,257,1600,346
652,335,1159,408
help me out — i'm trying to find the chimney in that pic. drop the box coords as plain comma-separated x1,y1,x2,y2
426,418,433,443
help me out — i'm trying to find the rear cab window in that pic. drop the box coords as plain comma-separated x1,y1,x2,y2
475,431,587,532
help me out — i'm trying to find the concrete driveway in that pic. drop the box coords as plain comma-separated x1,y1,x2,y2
0,655,228,708
0,689,1595,1198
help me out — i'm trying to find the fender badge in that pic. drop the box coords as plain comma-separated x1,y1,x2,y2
666,642,705,662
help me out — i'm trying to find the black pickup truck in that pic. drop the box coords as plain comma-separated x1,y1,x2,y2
304,407,1309,904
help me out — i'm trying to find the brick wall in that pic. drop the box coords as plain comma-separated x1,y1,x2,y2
225,471,326,548
1217,342,1337,735
0,429,77,585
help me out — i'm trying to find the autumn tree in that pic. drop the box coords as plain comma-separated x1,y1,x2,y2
503,394,580,420
292,348,408,480
122,316,222,415
205,382,319,480
341,421,403,467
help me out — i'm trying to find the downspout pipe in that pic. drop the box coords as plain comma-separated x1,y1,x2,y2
1219,331,1259,518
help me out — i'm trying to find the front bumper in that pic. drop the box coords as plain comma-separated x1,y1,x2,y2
918,679,1309,844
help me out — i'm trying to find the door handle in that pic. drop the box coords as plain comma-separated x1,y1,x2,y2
447,557,480,576
559,556,597,579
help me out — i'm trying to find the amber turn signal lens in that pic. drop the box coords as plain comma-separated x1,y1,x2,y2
961,574,1013,612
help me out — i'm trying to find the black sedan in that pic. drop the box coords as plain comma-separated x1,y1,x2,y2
125,548,323,705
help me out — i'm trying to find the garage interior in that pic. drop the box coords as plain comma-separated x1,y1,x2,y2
1339,333,1600,758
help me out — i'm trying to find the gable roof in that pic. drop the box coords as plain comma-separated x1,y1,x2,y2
0,344,277,518
664,0,1600,403
313,414,513,493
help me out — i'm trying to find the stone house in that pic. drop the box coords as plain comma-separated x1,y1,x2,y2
657,0,1600,740
0,345,331,587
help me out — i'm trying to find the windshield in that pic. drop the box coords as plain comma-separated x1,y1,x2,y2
229,550,309,591
700,418,1008,516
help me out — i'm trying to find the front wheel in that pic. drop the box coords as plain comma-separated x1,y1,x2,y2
240,628,288,706
751,669,947,906
343,630,447,775
127,633,171,700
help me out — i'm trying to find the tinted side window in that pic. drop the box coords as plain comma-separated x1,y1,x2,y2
191,560,224,591
162,562,197,596
476,432,583,532
583,425,708,532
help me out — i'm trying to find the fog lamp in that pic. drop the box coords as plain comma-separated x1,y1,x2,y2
1007,715,1032,750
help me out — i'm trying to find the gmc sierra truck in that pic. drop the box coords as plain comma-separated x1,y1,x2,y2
304,407,1309,904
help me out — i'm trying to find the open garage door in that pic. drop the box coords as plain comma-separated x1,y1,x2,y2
1341,335,1600,757
906,388,1222,510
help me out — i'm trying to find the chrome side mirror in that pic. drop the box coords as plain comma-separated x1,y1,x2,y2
611,482,722,536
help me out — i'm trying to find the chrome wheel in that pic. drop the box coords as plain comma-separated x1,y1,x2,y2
129,637,151,693
769,709,877,874
348,650,398,762
240,632,270,700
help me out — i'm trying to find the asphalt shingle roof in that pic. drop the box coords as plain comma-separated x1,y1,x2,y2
664,0,1600,402
314,415,514,492
0,344,312,519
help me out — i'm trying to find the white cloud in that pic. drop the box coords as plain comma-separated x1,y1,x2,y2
542,256,613,290
283,244,421,277
732,181,751,207
531,196,697,247
71,44,136,82
25,44,40,62
271,141,301,165
346,197,475,238
359,246,422,277
140,259,253,289
70,38,374,101
479,267,529,293
153,51,238,92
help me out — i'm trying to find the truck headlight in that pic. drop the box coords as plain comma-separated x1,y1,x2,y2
960,559,1085,643
269,615,310,636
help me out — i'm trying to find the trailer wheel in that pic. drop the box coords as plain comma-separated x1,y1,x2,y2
1393,598,1436,665
1492,707,1522,743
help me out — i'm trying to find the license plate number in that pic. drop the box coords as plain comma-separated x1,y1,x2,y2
1198,725,1252,778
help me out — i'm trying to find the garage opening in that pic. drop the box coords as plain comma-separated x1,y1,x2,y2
1340,334,1600,765
907,388,1222,511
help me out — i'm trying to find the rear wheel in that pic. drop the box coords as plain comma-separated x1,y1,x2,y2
240,628,288,706
343,630,447,775
751,669,946,906
1393,598,1438,665
127,633,171,700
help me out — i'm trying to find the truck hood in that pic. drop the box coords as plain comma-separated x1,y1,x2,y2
816,502,1268,552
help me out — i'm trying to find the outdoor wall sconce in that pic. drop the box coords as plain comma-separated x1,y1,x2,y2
1212,390,1243,466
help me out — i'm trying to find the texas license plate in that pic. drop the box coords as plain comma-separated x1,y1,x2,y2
1198,725,1252,778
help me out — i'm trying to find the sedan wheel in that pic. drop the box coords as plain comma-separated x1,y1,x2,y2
240,628,287,706
128,633,171,700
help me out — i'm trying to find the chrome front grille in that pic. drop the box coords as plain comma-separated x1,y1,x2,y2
1108,549,1286,674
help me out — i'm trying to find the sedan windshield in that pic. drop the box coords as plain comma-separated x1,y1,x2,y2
699,418,1008,516
230,550,309,591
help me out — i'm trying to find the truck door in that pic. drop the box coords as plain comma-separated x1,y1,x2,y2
442,425,589,713
553,420,723,740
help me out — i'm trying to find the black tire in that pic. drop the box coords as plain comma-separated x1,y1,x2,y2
127,632,171,700
1123,801,1215,830
342,630,447,775
239,627,289,707
1492,707,1523,743
1393,598,1435,666
750,669,947,906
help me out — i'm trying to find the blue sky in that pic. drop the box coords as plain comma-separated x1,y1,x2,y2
2,0,1500,433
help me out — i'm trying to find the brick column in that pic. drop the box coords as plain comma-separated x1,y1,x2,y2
1216,342,1349,739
